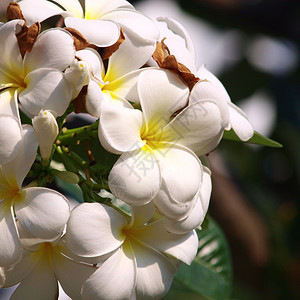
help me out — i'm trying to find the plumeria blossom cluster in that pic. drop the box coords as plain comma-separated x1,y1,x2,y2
0,0,254,299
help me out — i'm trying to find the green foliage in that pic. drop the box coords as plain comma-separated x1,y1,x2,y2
164,218,232,300
223,130,282,148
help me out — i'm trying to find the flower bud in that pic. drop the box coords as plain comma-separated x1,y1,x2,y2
32,110,59,161
64,59,90,99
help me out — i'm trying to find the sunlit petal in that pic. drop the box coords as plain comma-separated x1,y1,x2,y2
0,114,22,165
0,202,21,267
108,147,160,205
65,203,126,257
82,243,136,300
65,17,120,47
20,68,73,116
138,69,189,135
99,102,144,153
15,187,70,241
23,28,75,73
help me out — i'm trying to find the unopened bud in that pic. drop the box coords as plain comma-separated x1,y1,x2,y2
64,59,90,99
32,110,59,161
51,170,80,184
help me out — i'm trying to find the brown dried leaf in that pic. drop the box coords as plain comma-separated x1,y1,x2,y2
16,22,41,57
73,85,88,114
102,28,125,60
6,2,25,21
152,40,200,90
65,27,90,51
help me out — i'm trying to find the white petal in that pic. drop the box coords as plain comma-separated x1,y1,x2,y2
23,28,75,73
132,220,198,265
86,80,103,117
19,0,65,25
51,247,97,300
65,203,126,257
138,69,189,135
99,102,144,153
51,0,83,17
190,80,230,129
104,69,145,104
161,99,224,155
85,0,133,19
105,30,155,80
164,166,212,234
152,143,202,219
108,147,161,205
0,202,22,267
0,19,23,78
20,68,73,116
131,238,177,299
103,9,159,42
228,102,254,141
2,125,38,188
10,253,58,300
82,243,136,300
15,187,70,240
0,114,22,165
65,17,120,47
2,248,40,287
197,66,231,103
0,88,19,119
157,17,196,63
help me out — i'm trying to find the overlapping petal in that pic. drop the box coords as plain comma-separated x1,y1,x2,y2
102,9,159,43
65,17,120,47
66,203,127,257
161,99,224,155
15,187,70,241
82,243,136,300
0,115,22,165
1,125,38,188
131,219,198,265
23,28,75,73
20,68,73,116
85,0,133,19
0,19,24,78
0,89,19,119
18,0,66,25
99,102,144,153
228,102,254,141
132,239,177,300
10,253,58,300
152,142,202,218
138,69,189,135
108,147,161,205
51,246,97,300
0,202,21,267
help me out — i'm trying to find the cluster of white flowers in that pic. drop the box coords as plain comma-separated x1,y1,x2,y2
0,0,254,299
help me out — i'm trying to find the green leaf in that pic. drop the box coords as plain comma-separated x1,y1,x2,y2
173,218,232,300
223,130,282,148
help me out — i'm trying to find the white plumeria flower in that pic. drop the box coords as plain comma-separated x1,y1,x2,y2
65,202,198,300
32,110,59,161
2,224,97,300
19,0,159,47
0,125,70,267
0,19,76,119
99,69,223,220
155,17,254,141
74,33,157,117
